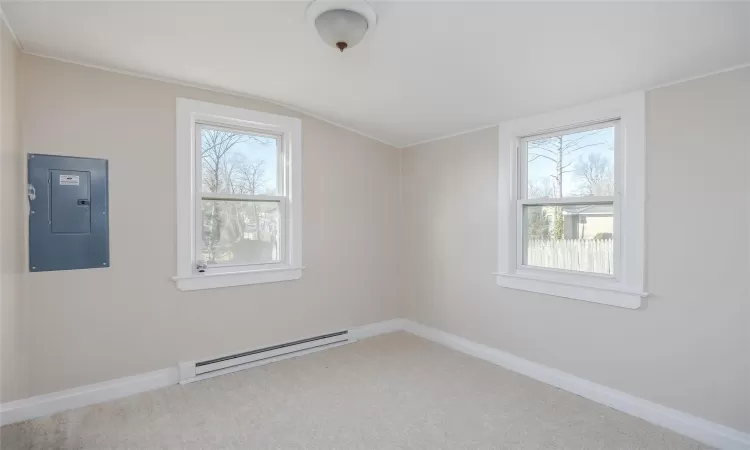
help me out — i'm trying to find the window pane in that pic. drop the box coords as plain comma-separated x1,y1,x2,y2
523,203,614,274
201,200,281,266
200,126,279,195
526,125,615,199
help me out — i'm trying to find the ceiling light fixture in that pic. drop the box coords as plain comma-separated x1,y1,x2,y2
306,1,377,52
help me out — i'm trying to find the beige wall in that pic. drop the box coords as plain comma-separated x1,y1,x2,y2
0,19,26,403
402,68,750,432
6,46,749,435
18,55,402,397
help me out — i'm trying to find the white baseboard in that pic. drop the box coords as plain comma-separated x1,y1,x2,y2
0,319,401,426
349,318,408,341
401,320,750,450
0,368,178,426
2,318,747,450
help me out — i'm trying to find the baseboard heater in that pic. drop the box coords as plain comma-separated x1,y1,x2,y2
178,330,351,384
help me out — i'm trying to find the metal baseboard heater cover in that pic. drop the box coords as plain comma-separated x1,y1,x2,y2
178,330,350,383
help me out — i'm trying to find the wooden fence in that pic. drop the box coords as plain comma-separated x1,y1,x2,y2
526,239,613,274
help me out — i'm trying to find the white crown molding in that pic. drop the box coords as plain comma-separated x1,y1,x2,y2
15,48,749,150
0,5,23,51
5,3,748,151
19,50,400,149
646,62,750,91
400,63,750,149
401,123,498,149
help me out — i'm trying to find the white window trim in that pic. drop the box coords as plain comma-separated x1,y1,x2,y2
495,92,647,309
173,98,303,291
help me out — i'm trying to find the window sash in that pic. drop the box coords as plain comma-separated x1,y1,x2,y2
194,123,289,274
518,197,614,206
196,121,282,142
175,98,303,291
196,122,286,198
495,92,645,309
517,200,615,278
196,198,287,272
516,120,622,280
201,193,285,202
517,120,620,201
518,118,619,142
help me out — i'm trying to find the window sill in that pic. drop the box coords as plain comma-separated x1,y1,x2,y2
173,266,304,291
494,272,647,309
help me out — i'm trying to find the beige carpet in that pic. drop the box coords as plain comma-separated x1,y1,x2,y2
1,332,710,449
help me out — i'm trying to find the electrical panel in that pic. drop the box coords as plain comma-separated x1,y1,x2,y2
28,154,109,272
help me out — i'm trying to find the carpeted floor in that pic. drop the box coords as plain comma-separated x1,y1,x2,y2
1,332,711,449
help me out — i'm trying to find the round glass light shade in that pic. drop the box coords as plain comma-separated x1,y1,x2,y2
314,9,369,51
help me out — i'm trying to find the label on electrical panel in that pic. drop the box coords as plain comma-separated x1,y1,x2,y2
59,174,80,186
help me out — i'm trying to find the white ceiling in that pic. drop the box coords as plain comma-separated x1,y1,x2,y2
3,1,749,147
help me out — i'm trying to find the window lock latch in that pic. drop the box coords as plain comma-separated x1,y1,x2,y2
196,261,207,273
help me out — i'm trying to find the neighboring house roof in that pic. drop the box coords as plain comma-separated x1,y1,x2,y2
561,204,612,216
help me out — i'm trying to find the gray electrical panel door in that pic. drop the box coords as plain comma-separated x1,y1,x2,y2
28,154,109,272
50,170,91,234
